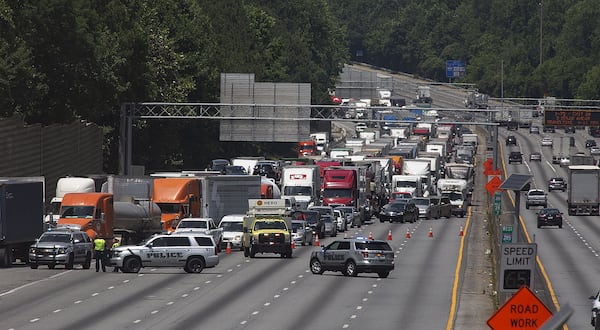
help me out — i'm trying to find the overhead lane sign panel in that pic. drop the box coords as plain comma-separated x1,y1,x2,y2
544,109,600,126
446,60,466,78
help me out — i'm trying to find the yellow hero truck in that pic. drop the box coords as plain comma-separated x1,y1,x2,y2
243,199,292,258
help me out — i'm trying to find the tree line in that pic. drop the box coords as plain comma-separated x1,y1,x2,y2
1,0,597,172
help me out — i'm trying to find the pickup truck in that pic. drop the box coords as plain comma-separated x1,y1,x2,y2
173,218,224,251
525,189,547,209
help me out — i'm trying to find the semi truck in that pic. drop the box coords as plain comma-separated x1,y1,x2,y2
0,177,45,267
57,192,115,244
297,140,318,158
243,199,292,258
402,159,432,196
102,175,162,244
280,165,321,209
45,177,96,226
322,166,368,224
437,179,469,217
152,177,202,232
567,165,600,216
152,173,261,229
392,175,423,198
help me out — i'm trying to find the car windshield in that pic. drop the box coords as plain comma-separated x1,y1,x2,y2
291,222,305,232
387,203,407,211
543,209,560,215
220,222,242,232
412,199,429,206
355,241,392,251
322,189,352,198
60,206,95,218
39,233,71,243
254,221,287,230
178,220,208,229
284,186,312,196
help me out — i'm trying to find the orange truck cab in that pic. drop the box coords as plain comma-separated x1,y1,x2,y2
261,183,274,199
57,192,114,243
152,178,201,232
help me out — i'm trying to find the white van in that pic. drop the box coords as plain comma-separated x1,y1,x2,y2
219,214,245,251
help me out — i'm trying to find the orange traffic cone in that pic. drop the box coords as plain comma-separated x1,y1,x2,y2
428,227,433,238
459,225,464,237
368,232,373,240
387,229,393,241
226,242,232,254
405,229,411,239
314,234,320,247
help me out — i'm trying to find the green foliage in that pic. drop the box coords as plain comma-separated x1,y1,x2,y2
3,0,600,172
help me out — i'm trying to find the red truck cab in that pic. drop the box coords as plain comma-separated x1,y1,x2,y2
298,140,317,158
322,168,357,206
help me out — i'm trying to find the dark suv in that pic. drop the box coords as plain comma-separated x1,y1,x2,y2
29,229,93,269
506,135,517,145
309,238,395,278
548,177,567,192
537,208,563,228
508,151,523,164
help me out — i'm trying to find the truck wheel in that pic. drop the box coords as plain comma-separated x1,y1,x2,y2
122,257,142,273
184,257,205,273
525,204,529,209
82,253,92,269
244,247,250,257
65,253,74,270
345,260,358,277
30,263,39,269
48,264,56,269
310,258,324,274
249,246,256,258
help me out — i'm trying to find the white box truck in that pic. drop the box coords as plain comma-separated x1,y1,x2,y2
280,165,321,209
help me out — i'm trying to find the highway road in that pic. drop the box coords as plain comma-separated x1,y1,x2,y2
0,64,517,330
0,212,473,330
498,117,599,329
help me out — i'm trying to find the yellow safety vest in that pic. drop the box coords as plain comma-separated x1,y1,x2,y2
112,242,120,249
94,238,106,251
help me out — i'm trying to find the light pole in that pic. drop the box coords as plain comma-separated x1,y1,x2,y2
539,1,543,65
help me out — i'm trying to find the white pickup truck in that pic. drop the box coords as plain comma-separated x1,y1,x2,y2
173,218,224,251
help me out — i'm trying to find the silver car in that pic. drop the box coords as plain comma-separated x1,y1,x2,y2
412,197,439,219
310,238,395,278
322,215,337,237
291,220,313,246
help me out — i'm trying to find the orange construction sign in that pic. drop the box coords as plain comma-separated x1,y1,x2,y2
487,286,552,329
486,175,503,195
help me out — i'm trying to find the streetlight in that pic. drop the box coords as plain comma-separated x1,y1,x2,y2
539,1,543,65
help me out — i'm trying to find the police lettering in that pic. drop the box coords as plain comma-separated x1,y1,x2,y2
145,252,183,258
323,254,344,261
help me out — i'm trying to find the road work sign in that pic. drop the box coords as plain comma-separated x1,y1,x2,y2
487,286,552,329
499,243,537,292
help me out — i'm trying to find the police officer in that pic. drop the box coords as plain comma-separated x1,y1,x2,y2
111,239,120,272
94,237,106,272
